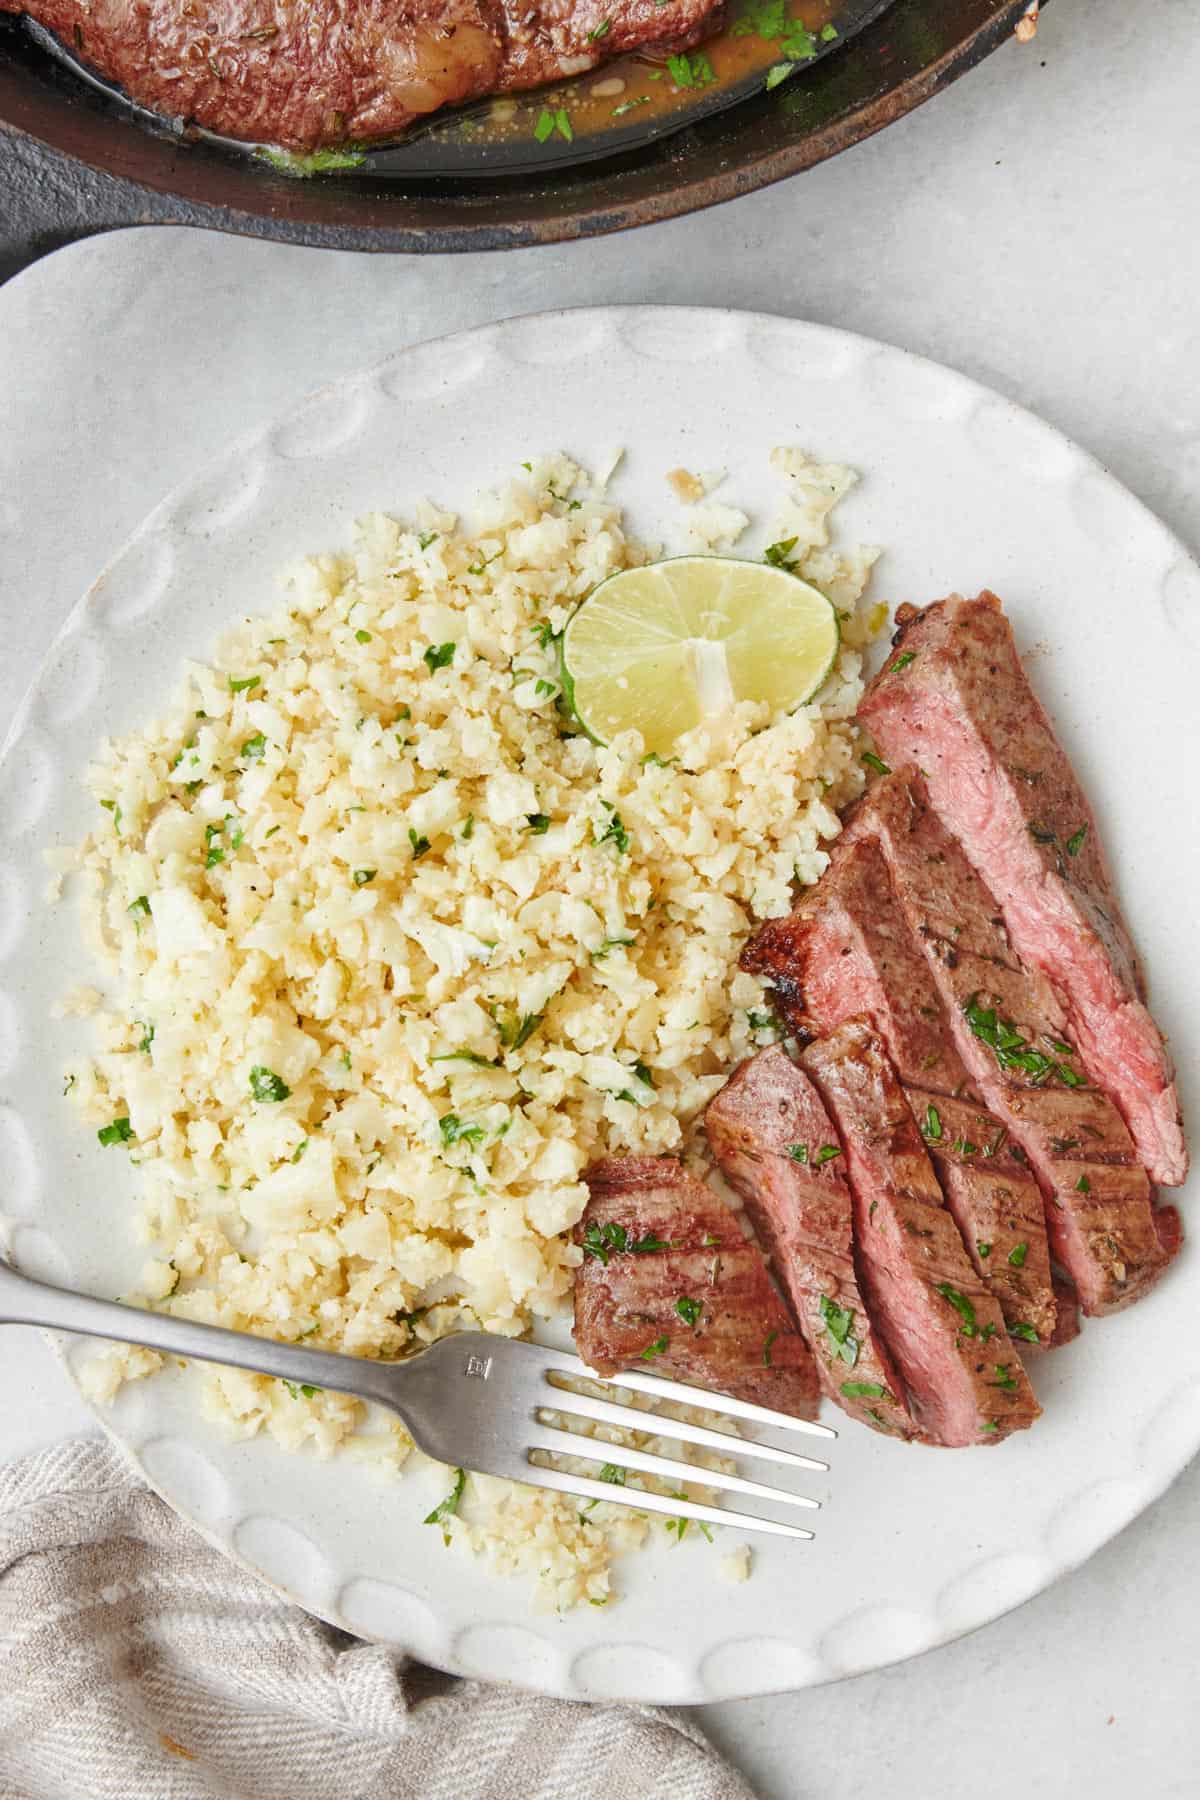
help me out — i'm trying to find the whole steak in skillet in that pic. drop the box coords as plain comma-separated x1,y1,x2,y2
3,0,726,150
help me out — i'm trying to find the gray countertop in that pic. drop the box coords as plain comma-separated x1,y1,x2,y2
2,1,1199,1793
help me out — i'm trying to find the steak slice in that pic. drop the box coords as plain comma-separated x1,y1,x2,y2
852,770,1179,1316
705,1048,920,1440
744,837,1061,1346
573,1157,820,1419
4,0,725,150
803,1023,1041,1447
859,591,1187,1187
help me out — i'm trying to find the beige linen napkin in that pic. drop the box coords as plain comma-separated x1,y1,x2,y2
0,1438,756,1800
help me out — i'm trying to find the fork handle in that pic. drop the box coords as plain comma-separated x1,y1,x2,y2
0,1256,402,1411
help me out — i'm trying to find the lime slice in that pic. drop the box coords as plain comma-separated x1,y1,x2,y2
560,557,840,755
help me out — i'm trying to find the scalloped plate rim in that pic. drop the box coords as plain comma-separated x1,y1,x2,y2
4,304,1199,1704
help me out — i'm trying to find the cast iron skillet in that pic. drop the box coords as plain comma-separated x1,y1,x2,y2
0,0,1035,252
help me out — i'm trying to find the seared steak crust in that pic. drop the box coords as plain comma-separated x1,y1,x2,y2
573,1157,820,1418
745,836,1060,1345
705,1048,919,1440
853,771,1179,1316
3,0,725,149
803,1023,1041,1447
860,592,1187,1187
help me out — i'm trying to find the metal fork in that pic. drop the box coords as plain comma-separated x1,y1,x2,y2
0,1257,834,1539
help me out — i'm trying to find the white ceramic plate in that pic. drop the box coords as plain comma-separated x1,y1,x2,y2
2,307,1198,1705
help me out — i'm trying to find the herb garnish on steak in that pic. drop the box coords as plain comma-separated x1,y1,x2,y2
859,591,1187,1188
853,771,1179,1315
744,835,1061,1345
573,1157,820,1418
705,1047,920,1440
803,1022,1041,1447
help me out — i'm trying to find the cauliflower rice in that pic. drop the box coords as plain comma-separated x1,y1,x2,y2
55,448,882,1609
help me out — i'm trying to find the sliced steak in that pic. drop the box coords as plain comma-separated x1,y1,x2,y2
573,1157,820,1419
705,1048,920,1440
859,592,1187,1187
744,837,1060,1346
4,0,725,150
852,770,1179,1315
802,1024,1040,1446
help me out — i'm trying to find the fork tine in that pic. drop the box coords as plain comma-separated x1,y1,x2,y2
529,1421,820,1512
517,1462,815,1540
537,1384,830,1472
535,1346,837,1441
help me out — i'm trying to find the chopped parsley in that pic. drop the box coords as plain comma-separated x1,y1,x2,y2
422,642,455,672
762,1329,779,1367
675,1296,702,1327
99,799,122,832
417,531,439,551
592,934,636,959
819,1295,859,1366
1066,824,1088,857
763,536,799,570
424,1468,466,1542
438,1113,485,1149
431,1049,496,1067
922,1103,943,1143
861,751,891,776
283,1381,321,1400
533,106,573,143
963,997,1083,1088
1009,1322,1039,1344
1008,1241,1029,1268
611,95,651,117
228,675,260,694
352,868,377,886
582,1222,673,1264
667,50,714,88
409,829,431,859
355,628,372,644
841,1381,888,1400
889,652,916,672
241,733,267,761
497,1010,542,1051
639,1334,669,1360
935,1283,977,1337
137,1022,154,1054
461,814,475,841
990,1365,1018,1392
249,1066,290,1103
787,1143,809,1164
97,1117,133,1147
467,550,502,576
594,806,630,854
977,1241,993,1258
259,147,365,175
291,1139,308,1163
814,1144,842,1166
127,895,151,920
598,1463,626,1485
525,813,551,834
1075,1174,1091,1193
587,15,611,37
748,1010,780,1032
